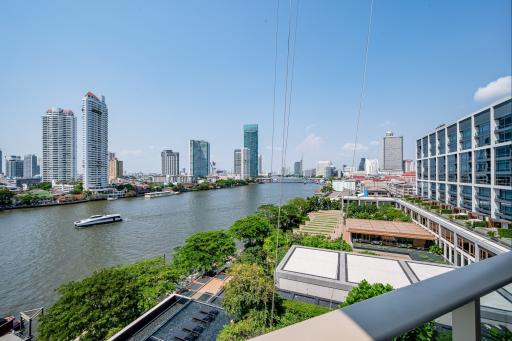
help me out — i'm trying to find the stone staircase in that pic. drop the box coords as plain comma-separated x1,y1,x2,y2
296,210,341,238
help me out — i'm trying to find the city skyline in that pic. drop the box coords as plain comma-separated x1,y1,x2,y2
1,1,510,173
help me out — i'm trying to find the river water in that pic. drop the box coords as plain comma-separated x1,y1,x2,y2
0,183,318,317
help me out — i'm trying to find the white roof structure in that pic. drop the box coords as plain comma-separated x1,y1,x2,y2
283,247,339,279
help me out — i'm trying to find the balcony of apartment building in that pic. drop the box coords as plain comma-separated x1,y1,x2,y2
475,189,491,215
430,184,437,200
438,131,446,155
495,189,512,221
438,184,446,202
459,121,472,151
494,111,511,144
474,110,491,148
429,134,436,157
422,137,429,158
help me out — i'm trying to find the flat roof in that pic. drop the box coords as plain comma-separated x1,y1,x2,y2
283,247,339,279
346,254,411,288
408,262,453,281
345,218,436,240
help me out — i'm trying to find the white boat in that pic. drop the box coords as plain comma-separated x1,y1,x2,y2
107,195,118,201
144,191,176,199
74,214,122,228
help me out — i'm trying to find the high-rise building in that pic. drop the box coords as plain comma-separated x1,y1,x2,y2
0,148,3,174
241,148,250,179
161,150,179,176
358,158,367,171
258,154,263,175
233,149,241,175
23,154,39,178
82,92,108,190
364,159,379,175
294,160,303,177
416,97,512,221
403,159,416,173
189,140,210,177
6,155,23,178
42,107,77,182
243,124,258,177
316,160,333,178
108,158,124,183
304,168,316,178
380,131,403,172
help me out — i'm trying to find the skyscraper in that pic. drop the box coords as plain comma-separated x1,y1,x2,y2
316,160,333,178
243,124,258,177
82,92,108,190
258,154,263,175
0,148,3,174
294,160,303,177
161,150,180,176
189,140,210,177
42,107,77,182
241,148,250,179
380,131,403,172
6,155,24,178
234,149,241,175
358,158,367,171
23,154,39,178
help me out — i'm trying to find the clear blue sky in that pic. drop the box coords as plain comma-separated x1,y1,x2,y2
1,0,510,173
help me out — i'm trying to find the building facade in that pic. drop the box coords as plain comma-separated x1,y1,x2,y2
358,158,366,171
258,154,263,175
241,147,250,179
381,131,403,172
5,155,23,178
0,148,2,174
189,140,210,177
243,124,258,177
82,92,108,190
161,150,179,176
416,97,511,221
23,154,39,178
364,159,379,175
42,107,77,183
233,149,241,175
294,160,303,177
403,159,416,173
108,158,124,183
316,161,333,178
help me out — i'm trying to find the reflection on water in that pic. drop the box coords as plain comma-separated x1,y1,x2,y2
0,183,318,316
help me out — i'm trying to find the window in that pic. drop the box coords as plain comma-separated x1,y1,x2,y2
447,125,457,153
438,130,446,154
460,152,472,183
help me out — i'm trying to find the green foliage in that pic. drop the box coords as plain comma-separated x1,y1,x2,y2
0,188,14,207
193,182,211,191
216,179,248,188
257,204,280,226
275,300,330,328
428,244,443,255
340,280,393,307
32,181,52,191
498,228,512,239
222,263,275,320
217,310,271,341
16,192,39,205
321,183,333,193
487,230,497,238
230,215,272,247
346,202,411,222
440,208,453,214
71,182,83,195
484,326,512,341
305,195,341,212
171,230,235,275
238,245,268,266
38,257,175,341
292,234,352,252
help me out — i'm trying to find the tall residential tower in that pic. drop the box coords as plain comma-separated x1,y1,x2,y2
380,131,403,172
82,92,108,190
42,108,77,182
243,124,258,177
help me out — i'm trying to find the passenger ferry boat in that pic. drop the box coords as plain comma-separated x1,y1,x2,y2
144,191,177,199
74,214,122,228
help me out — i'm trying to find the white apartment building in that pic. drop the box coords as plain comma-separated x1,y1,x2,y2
380,131,403,172
82,92,108,190
316,160,333,178
364,159,379,175
161,150,179,176
42,108,77,182
416,97,511,222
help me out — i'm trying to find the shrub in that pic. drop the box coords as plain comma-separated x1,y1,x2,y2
498,228,512,239
429,244,443,255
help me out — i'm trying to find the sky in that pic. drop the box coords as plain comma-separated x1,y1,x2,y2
0,0,511,174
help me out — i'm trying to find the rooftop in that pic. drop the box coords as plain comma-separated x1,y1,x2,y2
345,218,436,240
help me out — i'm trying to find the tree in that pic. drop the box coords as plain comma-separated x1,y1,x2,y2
217,310,270,341
0,188,14,207
222,263,276,320
172,230,235,275
38,257,177,340
39,267,142,341
33,181,52,191
71,182,83,195
230,215,272,247
257,204,280,226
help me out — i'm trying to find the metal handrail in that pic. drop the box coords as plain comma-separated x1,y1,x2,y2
339,251,512,340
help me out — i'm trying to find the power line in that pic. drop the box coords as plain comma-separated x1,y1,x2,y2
269,0,281,175
351,0,374,169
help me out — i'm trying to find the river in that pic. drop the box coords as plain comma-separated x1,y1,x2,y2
0,183,319,317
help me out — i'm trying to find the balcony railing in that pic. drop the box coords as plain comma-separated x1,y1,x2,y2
252,252,512,341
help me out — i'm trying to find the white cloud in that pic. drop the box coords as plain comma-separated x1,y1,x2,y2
296,133,324,151
474,76,512,102
341,142,369,153
118,149,143,157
